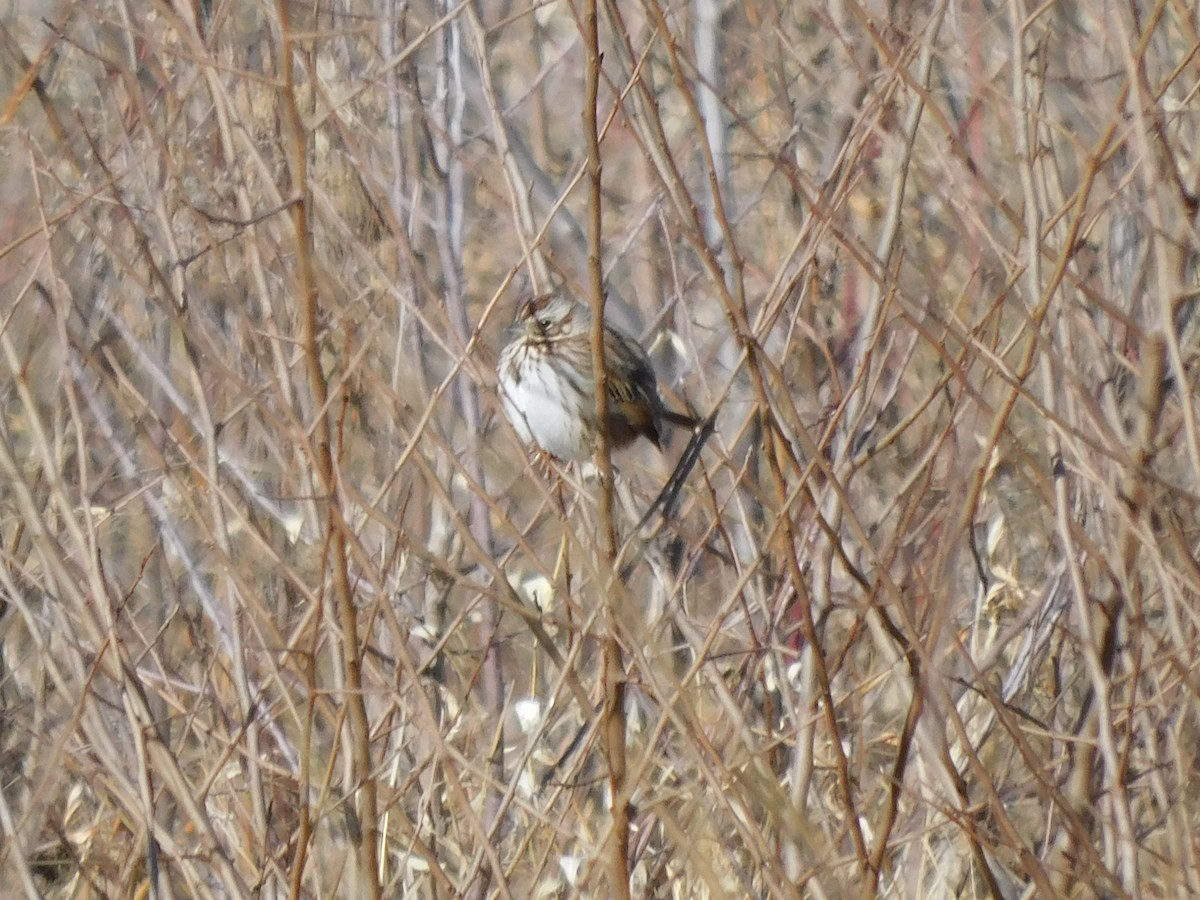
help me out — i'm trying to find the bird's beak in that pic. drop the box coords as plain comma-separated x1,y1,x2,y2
504,299,536,339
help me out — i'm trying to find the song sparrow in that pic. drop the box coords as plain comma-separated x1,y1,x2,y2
498,293,697,461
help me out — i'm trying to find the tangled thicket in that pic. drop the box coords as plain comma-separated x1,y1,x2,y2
1,0,1199,897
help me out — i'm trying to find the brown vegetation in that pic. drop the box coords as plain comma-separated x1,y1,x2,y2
1,0,1198,896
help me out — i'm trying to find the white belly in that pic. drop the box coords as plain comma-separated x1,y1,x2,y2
500,366,593,461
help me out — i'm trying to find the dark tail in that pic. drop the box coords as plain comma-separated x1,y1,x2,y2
663,409,700,430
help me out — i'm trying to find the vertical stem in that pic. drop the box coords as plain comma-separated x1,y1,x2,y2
275,4,381,897
583,0,629,895
435,5,506,895
692,0,728,248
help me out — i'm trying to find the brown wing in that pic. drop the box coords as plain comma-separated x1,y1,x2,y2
606,344,664,448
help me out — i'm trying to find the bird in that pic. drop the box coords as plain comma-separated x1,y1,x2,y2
497,293,697,461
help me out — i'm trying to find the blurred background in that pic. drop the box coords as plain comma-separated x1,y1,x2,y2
0,0,1198,896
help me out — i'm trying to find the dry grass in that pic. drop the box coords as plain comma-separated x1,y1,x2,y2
1,0,1199,897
